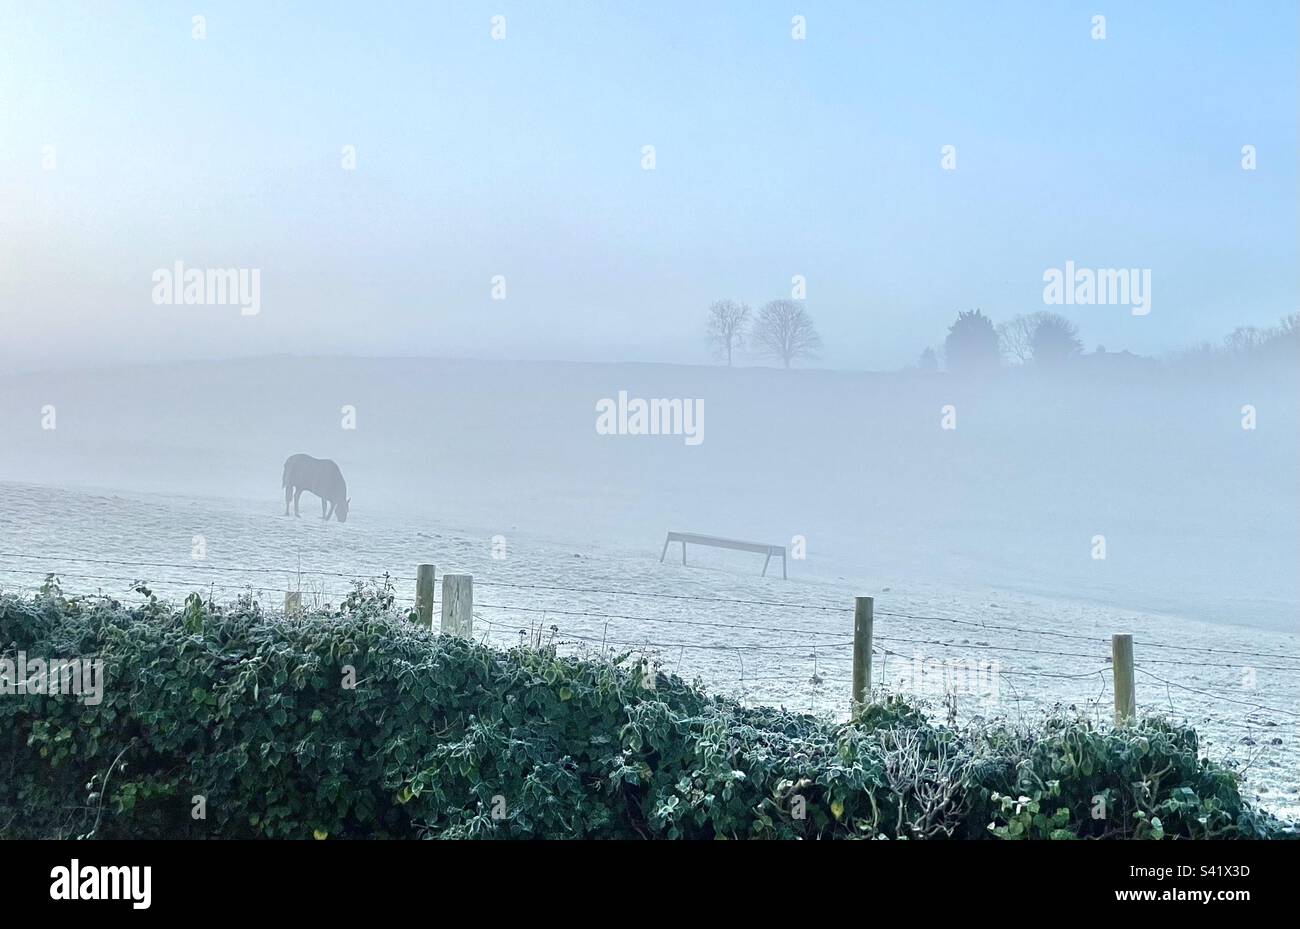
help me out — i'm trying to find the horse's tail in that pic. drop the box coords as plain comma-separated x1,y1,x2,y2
281,459,291,488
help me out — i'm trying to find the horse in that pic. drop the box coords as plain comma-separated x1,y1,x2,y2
282,454,350,522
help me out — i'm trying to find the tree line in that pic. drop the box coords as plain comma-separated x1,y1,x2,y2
924,309,1300,374
706,299,821,368
925,309,1087,374
705,300,1298,373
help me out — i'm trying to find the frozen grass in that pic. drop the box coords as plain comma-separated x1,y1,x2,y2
2,480,1297,821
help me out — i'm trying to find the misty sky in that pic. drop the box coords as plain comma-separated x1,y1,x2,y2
1,0,1296,371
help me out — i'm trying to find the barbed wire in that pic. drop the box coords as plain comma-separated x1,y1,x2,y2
472,600,848,640
0,551,384,583
471,577,849,612
5,550,1299,667
1134,667,1300,720
877,608,1300,663
5,565,1297,674
0,567,419,608
4,555,1300,713
875,632,1300,673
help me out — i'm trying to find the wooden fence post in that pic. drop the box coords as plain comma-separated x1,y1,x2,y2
284,591,302,618
1112,633,1136,725
851,596,874,715
441,574,473,638
415,564,436,628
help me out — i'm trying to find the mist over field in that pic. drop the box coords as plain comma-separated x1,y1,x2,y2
2,1,1299,851
1,354,1295,630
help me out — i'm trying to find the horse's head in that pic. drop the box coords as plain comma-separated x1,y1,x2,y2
337,497,350,523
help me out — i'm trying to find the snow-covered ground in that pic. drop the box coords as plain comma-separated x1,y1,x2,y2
1,479,1297,820
0,356,1297,818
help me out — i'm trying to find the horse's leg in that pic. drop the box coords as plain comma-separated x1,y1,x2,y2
293,489,303,516
325,500,335,521
321,497,327,520
284,484,292,515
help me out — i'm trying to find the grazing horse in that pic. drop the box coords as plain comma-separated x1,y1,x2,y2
282,454,350,522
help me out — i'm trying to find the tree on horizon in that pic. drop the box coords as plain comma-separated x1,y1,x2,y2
705,300,751,366
1030,313,1084,365
997,311,1050,364
944,309,1000,374
753,300,821,368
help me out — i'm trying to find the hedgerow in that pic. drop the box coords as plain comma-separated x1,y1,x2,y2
0,582,1288,839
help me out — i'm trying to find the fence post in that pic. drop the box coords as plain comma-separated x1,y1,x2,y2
284,591,302,618
1112,633,1136,725
851,596,874,716
415,564,436,628
441,574,473,638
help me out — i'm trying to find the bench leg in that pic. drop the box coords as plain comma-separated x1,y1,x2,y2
660,536,670,563
782,552,787,580
682,541,687,565
761,552,771,577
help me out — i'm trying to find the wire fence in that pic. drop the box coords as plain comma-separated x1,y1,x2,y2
2,549,1299,730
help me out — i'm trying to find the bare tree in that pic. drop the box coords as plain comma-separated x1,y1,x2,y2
705,300,750,366
753,300,821,368
996,312,1050,364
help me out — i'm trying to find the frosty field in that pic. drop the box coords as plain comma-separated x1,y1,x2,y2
1,356,1297,819
2,476,1297,821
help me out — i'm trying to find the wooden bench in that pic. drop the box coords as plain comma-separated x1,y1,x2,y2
660,531,787,579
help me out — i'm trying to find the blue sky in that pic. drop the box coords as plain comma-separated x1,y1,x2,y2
1,0,1296,369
